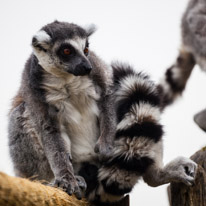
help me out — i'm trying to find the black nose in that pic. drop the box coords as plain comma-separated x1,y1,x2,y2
82,61,92,73
84,65,92,73
74,62,92,76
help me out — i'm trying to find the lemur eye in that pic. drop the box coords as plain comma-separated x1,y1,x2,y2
64,48,71,55
84,47,89,56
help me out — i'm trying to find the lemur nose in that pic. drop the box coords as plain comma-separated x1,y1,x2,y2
82,62,92,73
74,61,93,76
85,66,92,73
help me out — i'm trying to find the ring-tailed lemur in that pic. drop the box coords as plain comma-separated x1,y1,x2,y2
8,21,197,204
158,0,206,131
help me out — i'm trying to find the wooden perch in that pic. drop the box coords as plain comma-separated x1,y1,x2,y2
0,172,129,206
169,147,206,206
0,172,89,206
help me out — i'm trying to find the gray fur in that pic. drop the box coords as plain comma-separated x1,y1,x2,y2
182,0,206,59
143,156,197,187
159,0,206,130
8,21,116,199
8,20,198,204
157,0,206,186
158,50,195,109
181,0,206,130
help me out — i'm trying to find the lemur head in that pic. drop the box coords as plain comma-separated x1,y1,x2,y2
32,21,96,76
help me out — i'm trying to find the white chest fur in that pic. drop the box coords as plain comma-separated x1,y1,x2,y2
42,73,100,163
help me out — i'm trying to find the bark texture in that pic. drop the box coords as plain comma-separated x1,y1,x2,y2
0,171,129,206
169,147,206,206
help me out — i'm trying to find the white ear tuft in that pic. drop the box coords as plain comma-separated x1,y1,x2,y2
83,24,97,37
32,30,51,50
34,30,51,43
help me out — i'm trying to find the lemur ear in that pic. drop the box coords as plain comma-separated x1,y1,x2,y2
84,24,97,37
32,30,51,52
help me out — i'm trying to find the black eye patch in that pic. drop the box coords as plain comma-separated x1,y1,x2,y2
56,43,76,62
86,40,89,48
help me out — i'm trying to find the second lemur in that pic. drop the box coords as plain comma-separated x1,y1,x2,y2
159,0,206,131
8,21,197,204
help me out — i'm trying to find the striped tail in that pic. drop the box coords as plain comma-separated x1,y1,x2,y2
158,50,195,110
95,63,164,203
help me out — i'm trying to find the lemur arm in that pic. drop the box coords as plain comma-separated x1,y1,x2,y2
26,97,84,198
143,156,197,187
94,89,116,156
89,52,117,157
158,50,195,110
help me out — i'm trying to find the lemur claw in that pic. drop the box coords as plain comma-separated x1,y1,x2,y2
169,157,197,186
53,174,86,199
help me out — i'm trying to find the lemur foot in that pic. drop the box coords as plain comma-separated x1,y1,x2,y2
53,174,87,199
75,175,87,191
167,157,197,186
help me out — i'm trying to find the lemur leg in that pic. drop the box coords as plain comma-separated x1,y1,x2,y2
143,156,197,187
9,103,54,181
158,48,195,109
52,126,87,196
9,101,86,199
94,92,116,157
89,54,117,157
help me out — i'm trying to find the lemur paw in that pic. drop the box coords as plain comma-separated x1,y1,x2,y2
75,175,87,191
53,174,87,199
168,157,197,186
94,139,113,158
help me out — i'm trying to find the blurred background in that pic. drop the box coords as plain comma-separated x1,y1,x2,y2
0,0,205,205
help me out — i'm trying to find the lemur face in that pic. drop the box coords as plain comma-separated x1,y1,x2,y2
32,21,96,76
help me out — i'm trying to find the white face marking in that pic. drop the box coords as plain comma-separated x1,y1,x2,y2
32,30,55,74
66,37,86,55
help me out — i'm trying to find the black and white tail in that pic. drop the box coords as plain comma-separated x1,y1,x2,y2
79,63,164,204
158,50,195,110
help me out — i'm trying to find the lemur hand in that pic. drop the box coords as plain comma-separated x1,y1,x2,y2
166,157,197,186
53,173,87,199
94,136,114,159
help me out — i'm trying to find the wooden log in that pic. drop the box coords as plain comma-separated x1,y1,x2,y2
169,147,206,206
0,172,129,206
0,172,89,206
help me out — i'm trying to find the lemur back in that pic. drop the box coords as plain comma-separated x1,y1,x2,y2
8,21,197,205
